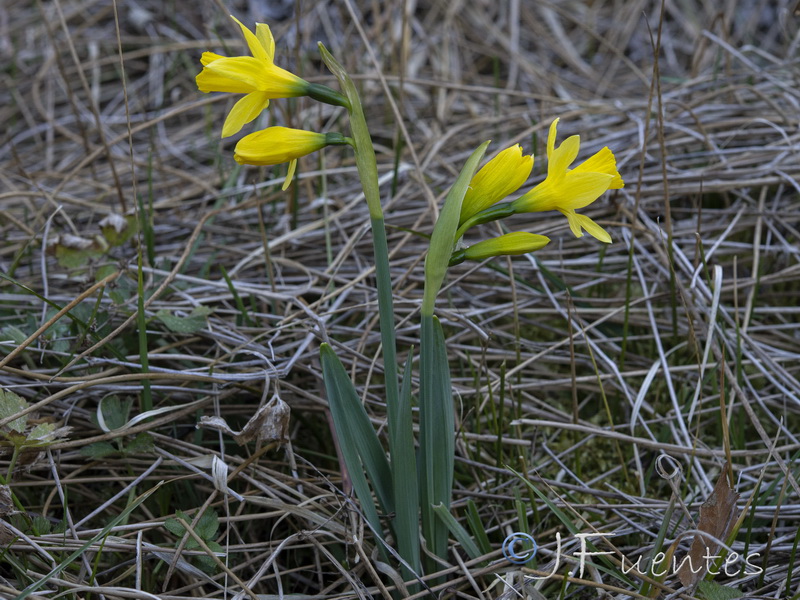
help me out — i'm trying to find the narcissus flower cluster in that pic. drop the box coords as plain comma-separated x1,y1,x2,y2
452,118,623,263
197,18,623,265
197,16,350,188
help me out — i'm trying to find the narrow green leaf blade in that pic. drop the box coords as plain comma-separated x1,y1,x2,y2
422,141,490,315
419,315,454,564
320,344,393,556
465,499,492,556
18,482,163,600
432,503,483,562
391,350,421,580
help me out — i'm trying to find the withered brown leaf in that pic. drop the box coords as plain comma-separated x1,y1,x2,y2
677,469,740,588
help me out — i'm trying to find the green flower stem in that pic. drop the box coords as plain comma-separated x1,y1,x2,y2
306,83,351,110
318,44,398,402
454,201,515,241
324,132,350,146
318,45,416,571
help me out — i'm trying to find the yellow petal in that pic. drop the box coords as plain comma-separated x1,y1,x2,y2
200,51,224,66
573,146,624,189
562,210,585,238
282,159,297,191
560,210,611,242
196,62,256,94
460,144,533,224
230,15,269,62
575,213,612,243
221,92,271,137
463,232,550,261
206,56,265,92
546,118,559,159
559,171,614,209
548,134,580,178
233,126,328,166
255,23,276,61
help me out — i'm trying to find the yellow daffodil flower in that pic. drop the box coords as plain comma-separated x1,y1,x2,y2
460,144,533,226
197,16,348,138
510,118,623,243
234,126,348,189
449,232,550,266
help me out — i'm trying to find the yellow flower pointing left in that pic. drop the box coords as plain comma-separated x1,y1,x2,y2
234,126,348,190
510,118,623,243
197,16,348,138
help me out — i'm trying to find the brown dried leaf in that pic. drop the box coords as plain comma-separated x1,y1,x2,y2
677,469,740,588
0,522,13,546
198,395,290,445
0,484,12,517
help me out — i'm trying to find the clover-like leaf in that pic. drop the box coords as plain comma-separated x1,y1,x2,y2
164,510,191,536
0,389,28,434
195,510,219,541
156,306,212,333
81,442,118,459
51,234,108,268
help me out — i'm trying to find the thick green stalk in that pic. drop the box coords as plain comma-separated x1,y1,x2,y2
317,45,399,426
320,46,401,439
318,43,419,575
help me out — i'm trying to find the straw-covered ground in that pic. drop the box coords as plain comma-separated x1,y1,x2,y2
2,1,799,598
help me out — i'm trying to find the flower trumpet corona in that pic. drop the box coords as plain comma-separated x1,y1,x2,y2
197,16,348,137
510,118,623,243
459,144,533,227
449,232,550,266
233,126,349,189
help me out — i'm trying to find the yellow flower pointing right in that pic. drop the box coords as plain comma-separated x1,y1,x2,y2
510,118,623,243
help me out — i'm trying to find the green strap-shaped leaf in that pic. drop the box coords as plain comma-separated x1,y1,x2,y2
465,499,492,556
416,141,489,569
320,344,392,557
422,141,489,316
391,350,421,581
432,503,483,562
418,315,454,565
